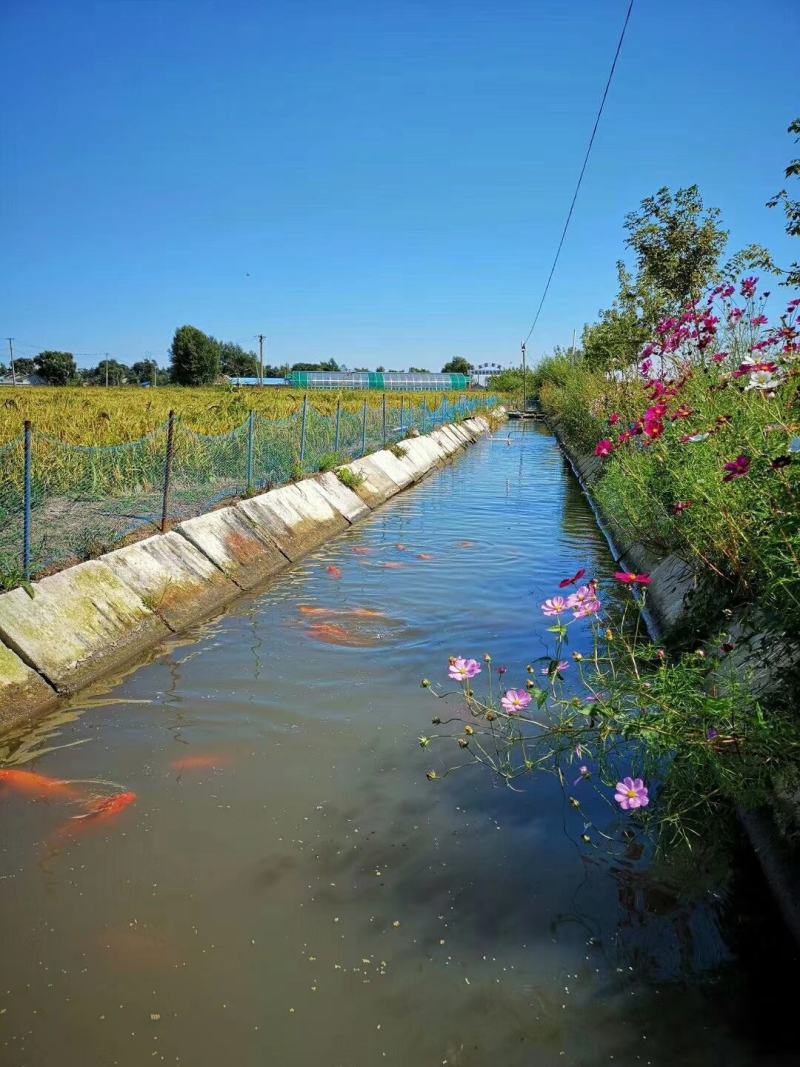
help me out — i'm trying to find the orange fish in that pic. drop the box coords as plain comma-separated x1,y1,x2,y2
417,553,435,560
458,540,477,548
347,607,385,618
306,622,358,646
71,791,137,823
352,547,371,555
170,754,232,771
326,565,343,579
0,769,78,799
298,605,331,616
395,543,408,551
382,561,404,569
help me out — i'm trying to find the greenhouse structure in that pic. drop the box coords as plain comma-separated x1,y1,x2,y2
286,371,470,391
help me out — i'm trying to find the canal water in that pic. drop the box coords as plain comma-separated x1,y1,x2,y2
0,424,795,1067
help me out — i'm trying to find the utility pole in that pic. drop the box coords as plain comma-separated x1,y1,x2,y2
257,334,265,387
6,338,16,385
521,341,527,413
105,353,110,388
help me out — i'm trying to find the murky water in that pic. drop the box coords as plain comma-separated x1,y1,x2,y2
0,425,795,1066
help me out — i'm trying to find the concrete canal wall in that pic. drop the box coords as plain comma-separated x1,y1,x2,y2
0,415,497,731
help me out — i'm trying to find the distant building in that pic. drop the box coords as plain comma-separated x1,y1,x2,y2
470,362,505,389
227,376,290,387
0,373,48,387
286,371,469,391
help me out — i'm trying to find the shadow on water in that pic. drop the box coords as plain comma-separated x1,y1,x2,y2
0,423,796,1067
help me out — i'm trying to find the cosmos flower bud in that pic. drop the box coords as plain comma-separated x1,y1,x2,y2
464,725,475,735
421,678,431,688
458,737,469,748
426,771,438,781
486,710,496,722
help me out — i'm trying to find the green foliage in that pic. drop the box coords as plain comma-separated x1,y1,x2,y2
388,442,407,459
291,359,340,372
442,357,472,374
336,466,365,490
767,117,800,287
11,357,35,377
212,340,259,378
34,351,77,385
169,325,220,386
316,451,346,472
82,359,130,386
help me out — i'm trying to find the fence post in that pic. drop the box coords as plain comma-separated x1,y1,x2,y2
160,410,175,533
399,395,404,433
23,420,32,580
382,392,387,447
299,394,308,467
360,399,367,456
246,410,255,492
334,398,341,452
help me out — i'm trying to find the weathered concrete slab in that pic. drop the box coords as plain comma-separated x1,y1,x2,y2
104,531,239,632
460,419,482,440
0,561,170,694
403,435,447,471
291,477,364,527
431,427,463,455
0,643,58,730
473,415,491,433
177,506,290,591
367,449,415,490
387,442,431,482
312,472,371,522
336,455,406,508
447,423,473,446
239,482,349,562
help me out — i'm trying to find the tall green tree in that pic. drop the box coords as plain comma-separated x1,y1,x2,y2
169,325,220,385
213,340,259,377
10,357,35,377
34,350,77,385
767,117,800,287
441,357,472,374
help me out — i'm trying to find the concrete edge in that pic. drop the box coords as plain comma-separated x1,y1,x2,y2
0,416,501,732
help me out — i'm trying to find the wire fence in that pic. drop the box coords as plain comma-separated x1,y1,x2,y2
0,393,496,584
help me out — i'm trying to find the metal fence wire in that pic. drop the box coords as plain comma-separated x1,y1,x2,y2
0,393,496,583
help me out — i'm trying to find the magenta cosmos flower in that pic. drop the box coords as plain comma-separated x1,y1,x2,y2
501,689,532,714
595,438,614,457
722,454,751,482
614,572,652,585
541,596,568,616
448,657,482,682
614,777,650,811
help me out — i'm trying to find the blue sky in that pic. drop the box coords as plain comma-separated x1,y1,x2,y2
2,0,798,371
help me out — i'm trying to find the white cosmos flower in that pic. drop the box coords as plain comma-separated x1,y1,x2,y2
746,370,783,391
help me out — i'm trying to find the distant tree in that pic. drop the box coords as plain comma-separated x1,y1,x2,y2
212,340,259,377
376,365,385,372
767,117,800,286
290,359,340,372
11,357,35,377
170,325,220,385
85,358,130,385
407,366,429,373
442,357,472,374
489,368,535,393
130,359,162,384
0,362,7,377
34,350,77,385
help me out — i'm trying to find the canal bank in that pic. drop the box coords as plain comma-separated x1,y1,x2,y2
0,416,496,731
0,422,795,1067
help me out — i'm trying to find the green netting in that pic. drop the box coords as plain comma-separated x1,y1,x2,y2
0,395,497,584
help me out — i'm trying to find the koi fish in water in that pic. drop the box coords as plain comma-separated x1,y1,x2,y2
70,791,137,823
0,769,79,800
417,553,435,560
298,605,385,619
306,622,376,647
326,565,343,579
382,561,404,569
351,547,371,555
170,754,232,771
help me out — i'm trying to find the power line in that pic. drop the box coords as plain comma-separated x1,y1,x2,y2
522,0,634,349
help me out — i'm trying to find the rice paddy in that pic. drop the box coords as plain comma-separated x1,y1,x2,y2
0,386,484,445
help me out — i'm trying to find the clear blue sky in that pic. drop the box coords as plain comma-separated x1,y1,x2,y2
2,0,798,371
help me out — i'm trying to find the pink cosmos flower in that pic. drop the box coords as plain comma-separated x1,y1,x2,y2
501,689,532,714
541,596,568,616
572,765,590,786
740,276,758,299
670,501,693,514
565,583,595,608
614,777,650,811
609,413,621,425
448,657,482,681
541,660,570,676
722,454,750,482
614,572,652,585
572,598,601,619
595,438,614,458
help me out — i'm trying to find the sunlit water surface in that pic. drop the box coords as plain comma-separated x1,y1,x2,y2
0,425,795,1066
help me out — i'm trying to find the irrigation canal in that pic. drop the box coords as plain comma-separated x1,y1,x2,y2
0,423,795,1066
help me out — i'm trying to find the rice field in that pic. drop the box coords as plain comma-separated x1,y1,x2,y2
0,386,485,445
